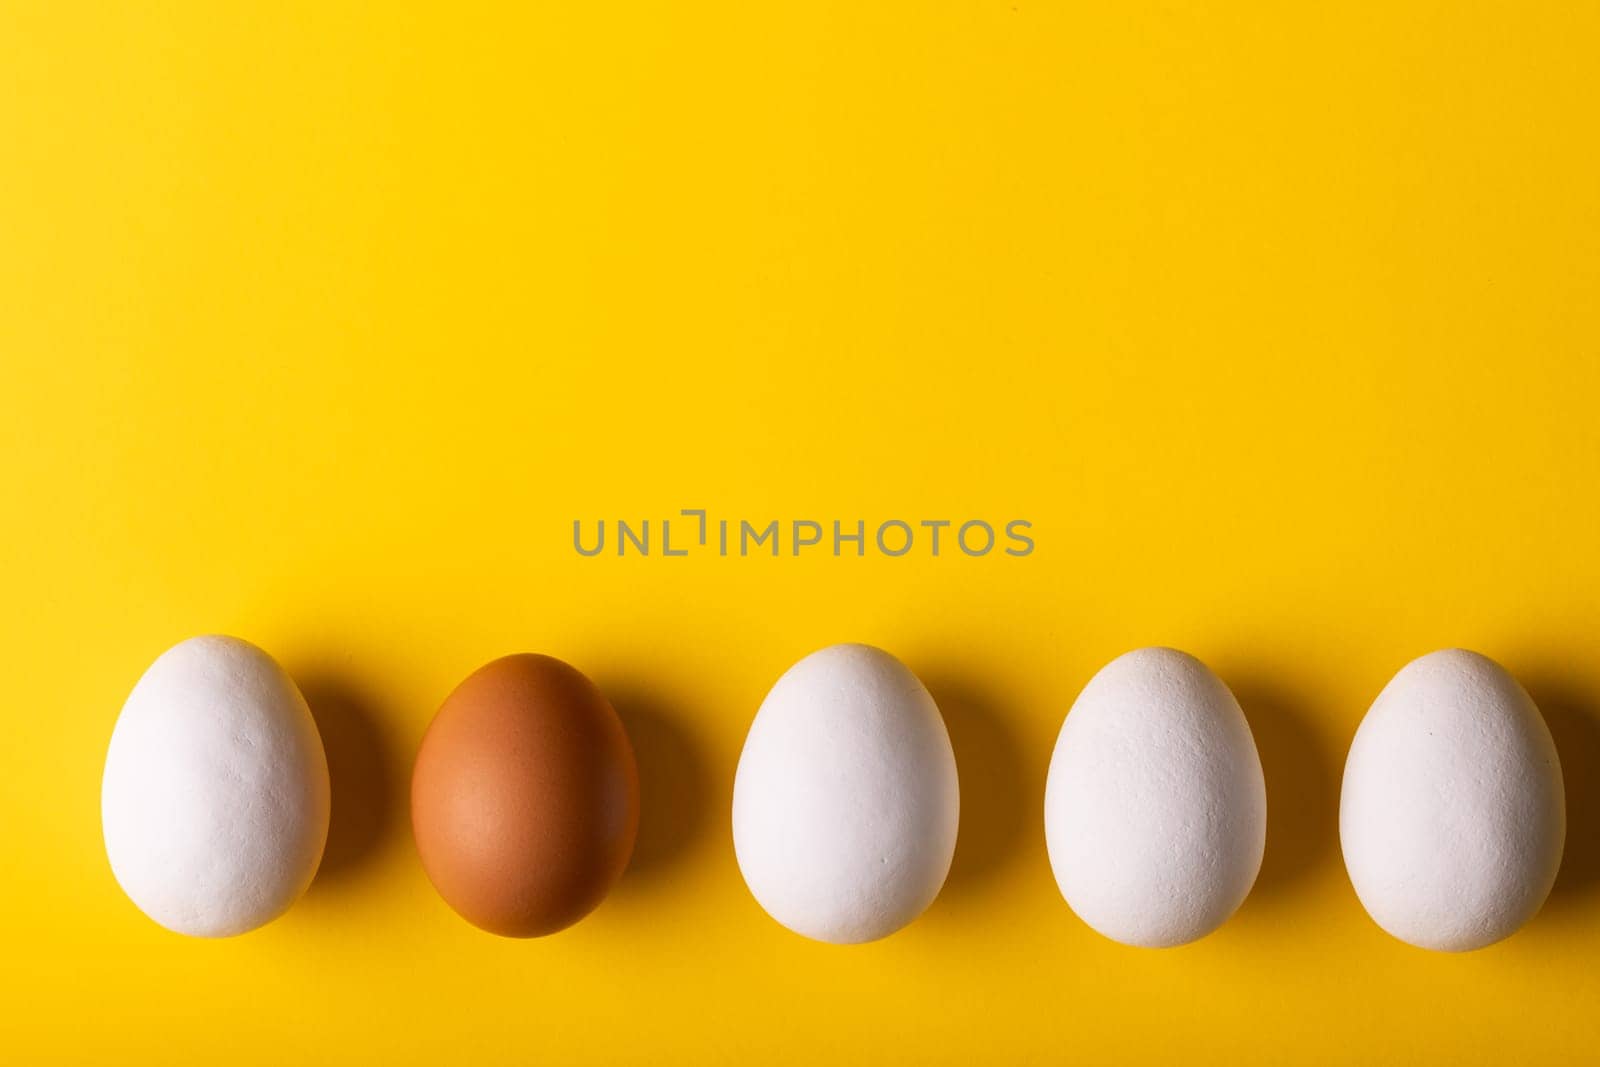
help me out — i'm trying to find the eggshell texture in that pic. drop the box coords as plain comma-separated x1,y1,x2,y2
411,654,639,937
101,635,330,937
1044,647,1266,948
732,644,959,944
1340,649,1565,951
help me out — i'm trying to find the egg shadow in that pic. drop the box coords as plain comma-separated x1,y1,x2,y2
1225,673,1340,906
921,674,1034,895
1518,672,1600,915
297,674,404,889
601,684,716,886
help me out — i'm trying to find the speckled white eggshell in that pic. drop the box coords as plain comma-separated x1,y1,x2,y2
101,635,330,937
732,644,960,944
1340,649,1564,951
1044,647,1266,948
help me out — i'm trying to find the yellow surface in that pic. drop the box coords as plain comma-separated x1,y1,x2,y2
3,3,1599,1062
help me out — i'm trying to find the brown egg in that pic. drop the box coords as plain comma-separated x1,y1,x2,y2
411,654,639,937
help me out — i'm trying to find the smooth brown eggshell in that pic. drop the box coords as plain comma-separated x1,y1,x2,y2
411,654,639,937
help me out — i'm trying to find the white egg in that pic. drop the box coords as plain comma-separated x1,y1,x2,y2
1340,649,1564,951
101,635,330,937
1044,647,1266,947
732,644,960,944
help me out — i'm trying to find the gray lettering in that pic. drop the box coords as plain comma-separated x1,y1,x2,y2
1005,519,1034,557
682,508,708,545
618,519,649,556
741,520,779,556
663,519,687,556
877,520,913,557
573,520,605,557
958,519,994,556
793,520,822,554
834,520,865,556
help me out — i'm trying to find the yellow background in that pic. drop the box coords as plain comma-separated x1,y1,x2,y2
4,3,1599,1062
